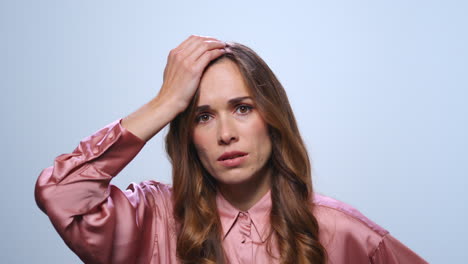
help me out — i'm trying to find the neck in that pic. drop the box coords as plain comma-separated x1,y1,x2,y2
217,166,271,212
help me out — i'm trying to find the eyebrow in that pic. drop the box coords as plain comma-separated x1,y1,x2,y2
195,96,252,113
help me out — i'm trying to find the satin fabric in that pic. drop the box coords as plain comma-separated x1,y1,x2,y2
35,119,428,264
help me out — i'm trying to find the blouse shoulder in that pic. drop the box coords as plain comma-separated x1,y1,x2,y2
127,180,173,196
312,193,388,262
126,180,178,231
312,194,428,263
124,180,173,205
313,193,388,236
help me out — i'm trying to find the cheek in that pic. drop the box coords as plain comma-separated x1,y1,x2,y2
193,130,218,176
260,133,272,159
193,130,212,159
249,119,272,158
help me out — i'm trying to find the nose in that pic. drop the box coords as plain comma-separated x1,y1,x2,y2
217,115,238,145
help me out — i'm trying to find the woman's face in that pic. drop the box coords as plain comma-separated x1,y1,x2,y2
192,59,272,186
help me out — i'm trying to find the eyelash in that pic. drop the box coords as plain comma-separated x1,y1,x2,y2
235,104,253,115
196,113,211,123
196,104,253,123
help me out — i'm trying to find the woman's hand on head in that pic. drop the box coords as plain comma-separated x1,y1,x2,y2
121,35,225,142
157,35,226,113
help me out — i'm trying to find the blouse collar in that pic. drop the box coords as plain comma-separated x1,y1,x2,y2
216,189,272,243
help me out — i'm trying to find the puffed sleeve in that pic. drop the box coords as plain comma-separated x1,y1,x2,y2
370,234,428,263
35,119,159,264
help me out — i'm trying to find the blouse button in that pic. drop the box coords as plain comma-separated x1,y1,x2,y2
92,148,99,154
108,131,114,140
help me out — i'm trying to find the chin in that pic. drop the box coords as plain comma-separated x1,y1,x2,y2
214,171,253,186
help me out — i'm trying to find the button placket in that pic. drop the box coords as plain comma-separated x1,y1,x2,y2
238,212,251,244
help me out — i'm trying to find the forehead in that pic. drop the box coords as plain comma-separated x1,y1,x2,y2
197,59,251,105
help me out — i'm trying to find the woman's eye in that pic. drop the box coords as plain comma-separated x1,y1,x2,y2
196,114,211,123
236,105,252,114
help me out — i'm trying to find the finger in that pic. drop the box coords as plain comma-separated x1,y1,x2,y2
165,36,200,74
189,40,226,62
167,36,220,72
195,48,226,72
174,35,198,52
179,35,221,57
174,35,219,54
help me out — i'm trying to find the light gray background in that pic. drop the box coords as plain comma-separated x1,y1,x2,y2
1,0,466,263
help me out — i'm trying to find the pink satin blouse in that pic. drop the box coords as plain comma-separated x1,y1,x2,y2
35,119,428,264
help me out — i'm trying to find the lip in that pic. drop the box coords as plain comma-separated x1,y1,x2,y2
217,151,249,167
218,151,248,161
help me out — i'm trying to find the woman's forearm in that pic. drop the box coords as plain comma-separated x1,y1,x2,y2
121,95,184,142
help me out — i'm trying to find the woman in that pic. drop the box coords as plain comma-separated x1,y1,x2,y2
35,35,427,263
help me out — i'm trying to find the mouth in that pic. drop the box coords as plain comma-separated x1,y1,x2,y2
217,151,249,167
217,151,248,161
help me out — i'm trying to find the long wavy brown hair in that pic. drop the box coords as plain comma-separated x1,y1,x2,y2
165,42,327,263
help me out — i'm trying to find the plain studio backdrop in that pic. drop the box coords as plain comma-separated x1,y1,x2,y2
1,0,466,263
